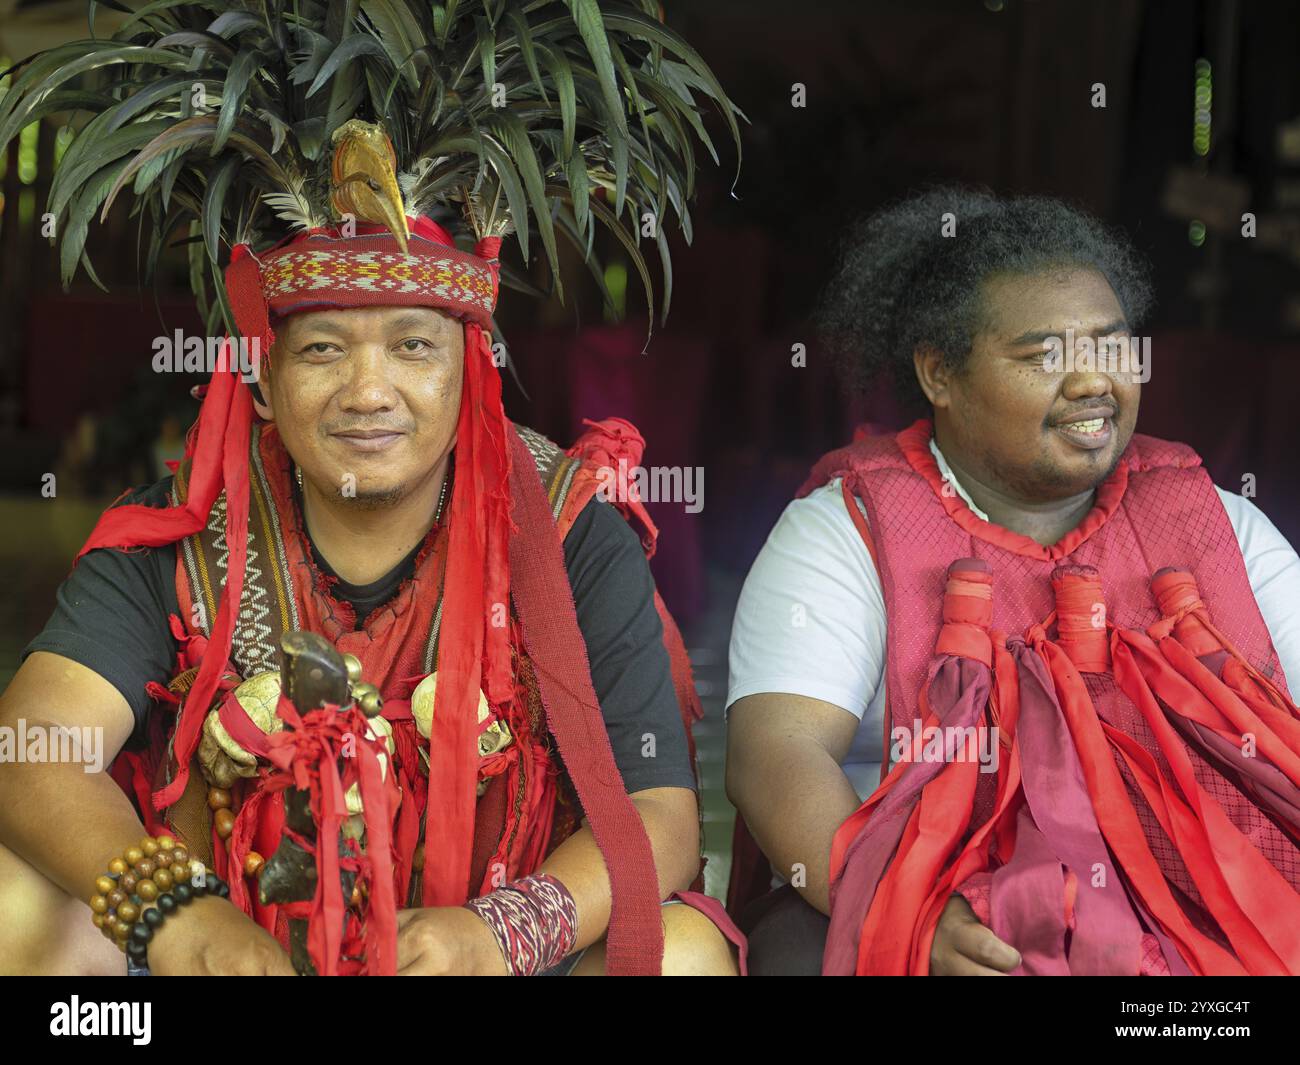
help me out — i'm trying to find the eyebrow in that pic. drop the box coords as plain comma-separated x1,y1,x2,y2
1008,319,1130,347
387,311,444,334
294,316,350,338
291,310,450,340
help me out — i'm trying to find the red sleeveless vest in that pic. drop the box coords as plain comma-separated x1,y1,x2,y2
804,419,1299,912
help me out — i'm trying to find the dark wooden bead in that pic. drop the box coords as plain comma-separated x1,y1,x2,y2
135,858,157,879
157,893,178,914
174,883,193,904
130,922,152,944
107,889,125,909
142,907,164,928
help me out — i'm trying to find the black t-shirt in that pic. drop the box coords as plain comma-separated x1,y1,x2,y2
23,478,695,795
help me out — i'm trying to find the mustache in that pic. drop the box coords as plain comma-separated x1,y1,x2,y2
323,420,414,435
1050,402,1117,424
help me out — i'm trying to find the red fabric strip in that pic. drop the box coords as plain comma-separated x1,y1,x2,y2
505,423,665,976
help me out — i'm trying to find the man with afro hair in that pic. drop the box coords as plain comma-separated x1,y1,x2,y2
726,188,1300,976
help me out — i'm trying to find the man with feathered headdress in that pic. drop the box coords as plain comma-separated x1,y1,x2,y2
0,0,744,976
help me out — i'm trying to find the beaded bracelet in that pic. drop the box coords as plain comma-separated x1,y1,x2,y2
89,835,229,966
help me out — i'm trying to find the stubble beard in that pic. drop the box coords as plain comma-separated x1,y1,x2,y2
336,484,405,510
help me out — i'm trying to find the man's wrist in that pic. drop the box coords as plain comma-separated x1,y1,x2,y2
144,892,228,970
459,907,511,976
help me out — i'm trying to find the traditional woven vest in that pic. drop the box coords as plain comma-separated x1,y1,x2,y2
801,419,1298,902
153,420,603,931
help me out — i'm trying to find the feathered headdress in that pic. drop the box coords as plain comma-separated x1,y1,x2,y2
0,0,740,908
0,0,741,330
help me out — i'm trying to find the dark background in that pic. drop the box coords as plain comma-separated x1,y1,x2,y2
2,0,1298,888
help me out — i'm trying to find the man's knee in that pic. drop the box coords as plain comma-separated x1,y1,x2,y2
570,900,740,975
660,901,739,976
0,842,123,976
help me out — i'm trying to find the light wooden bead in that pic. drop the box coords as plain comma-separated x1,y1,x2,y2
171,847,189,867
169,862,188,882
90,895,109,915
153,868,173,891
214,808,235,839
137,879,159,902
107,858,128,876
91,913,106,929
243,852,264,877
141,838,160,858
117,901,139,924
95,875,116,896
207,788,232,810
123,847,143,867
156,835,176,850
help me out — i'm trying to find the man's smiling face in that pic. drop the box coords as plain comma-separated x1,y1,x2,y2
260,304,465,506
926,267,1142,503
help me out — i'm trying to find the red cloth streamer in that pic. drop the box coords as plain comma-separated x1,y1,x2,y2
421,266,515,907
78,339,253,810
824,559,993,975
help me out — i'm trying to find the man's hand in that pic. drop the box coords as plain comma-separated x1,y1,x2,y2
146,894,296,975
929,894,1021,976
396,906,508,976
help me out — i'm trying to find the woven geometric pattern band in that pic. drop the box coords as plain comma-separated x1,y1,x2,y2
262,248,495,317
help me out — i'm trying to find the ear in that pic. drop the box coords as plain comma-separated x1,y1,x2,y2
250,358,274,421
913,344,953,410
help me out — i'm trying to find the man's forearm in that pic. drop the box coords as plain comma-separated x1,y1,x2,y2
729,738,862,914
0,759,148,904
535,786,699,949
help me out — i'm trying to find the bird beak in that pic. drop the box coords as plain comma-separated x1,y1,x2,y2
373,169,410,254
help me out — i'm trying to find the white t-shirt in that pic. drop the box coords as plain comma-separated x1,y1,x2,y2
726,438,1300,801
